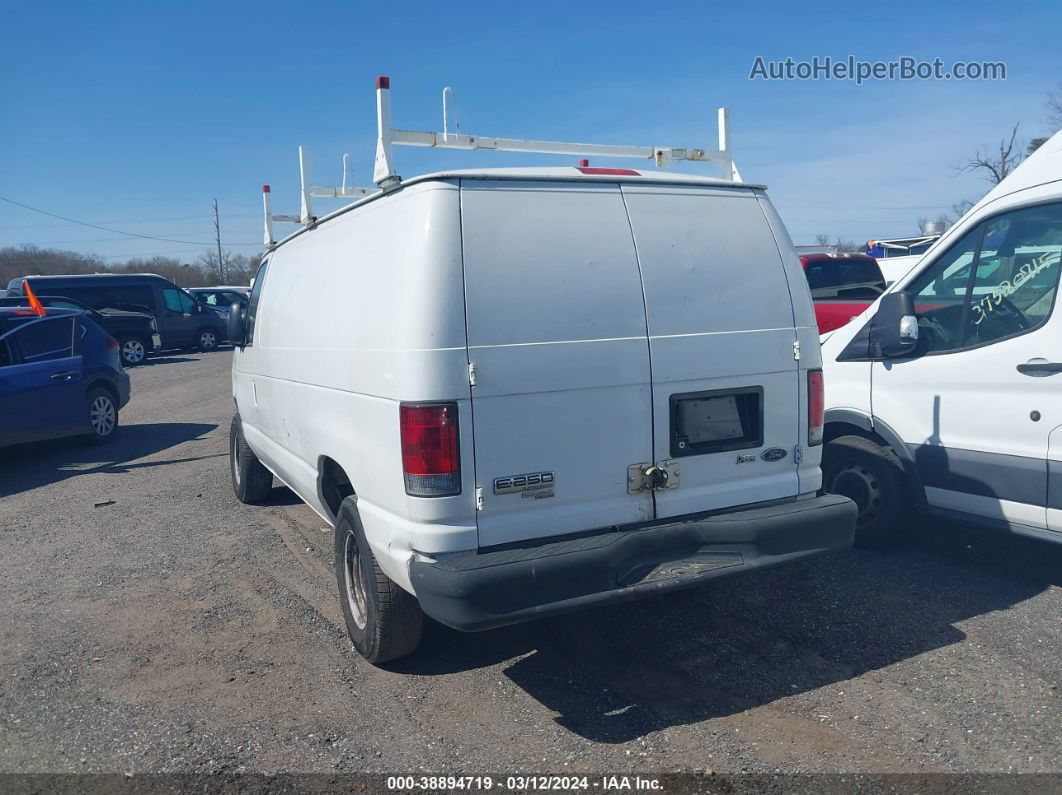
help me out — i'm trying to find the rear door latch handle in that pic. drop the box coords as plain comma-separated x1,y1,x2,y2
49,371,78,381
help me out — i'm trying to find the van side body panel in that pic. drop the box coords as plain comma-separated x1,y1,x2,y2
235,181,476,589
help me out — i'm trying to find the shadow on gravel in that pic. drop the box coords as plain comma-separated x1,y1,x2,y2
257,486,304,507
0,421,217,498
397,520,1059,743
141,355,202,366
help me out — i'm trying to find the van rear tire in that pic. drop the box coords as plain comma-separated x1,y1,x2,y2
335,496,423,664
230,415,273,503
822,434,908,548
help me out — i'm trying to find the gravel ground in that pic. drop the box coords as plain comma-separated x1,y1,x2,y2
0,350,1059,777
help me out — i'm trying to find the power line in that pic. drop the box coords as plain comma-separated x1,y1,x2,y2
0,196,260,244
0,214,261,230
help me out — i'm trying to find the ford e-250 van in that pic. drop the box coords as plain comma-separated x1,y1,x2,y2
226,80,857,662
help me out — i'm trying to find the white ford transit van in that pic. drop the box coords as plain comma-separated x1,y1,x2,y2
820,130,1062,547
228,81,856,662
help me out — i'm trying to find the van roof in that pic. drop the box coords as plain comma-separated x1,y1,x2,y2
407,166,764,188
13,273,166,282
270,167,765,253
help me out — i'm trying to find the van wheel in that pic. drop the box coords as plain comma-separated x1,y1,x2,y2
117,335,148,367
84,388,118,445
334,497,422,664
822,435,908,548
196,328,219,351
230,415,273,503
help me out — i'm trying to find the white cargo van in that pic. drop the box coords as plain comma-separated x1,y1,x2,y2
227,80,855,662
820,130,1062,547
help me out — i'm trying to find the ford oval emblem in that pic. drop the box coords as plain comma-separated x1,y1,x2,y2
761,447,788,462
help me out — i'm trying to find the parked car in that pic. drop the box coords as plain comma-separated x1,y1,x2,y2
0,294,161,367
0,307,130,447
820,129,1062,547
188,287,249,320
228,165,857,663
5,274,227,353
800,253,887,333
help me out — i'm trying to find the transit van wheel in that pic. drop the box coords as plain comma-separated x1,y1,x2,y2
334,496,423,664
822,434,909,548
230,415,273,503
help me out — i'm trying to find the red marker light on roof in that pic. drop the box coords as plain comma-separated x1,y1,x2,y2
579,159,589,168
262,184,271,193
376,75,390,89
577,166,641,176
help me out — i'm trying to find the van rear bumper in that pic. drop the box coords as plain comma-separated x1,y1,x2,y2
410,494,856,631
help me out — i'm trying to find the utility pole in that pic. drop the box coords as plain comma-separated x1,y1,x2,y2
213,198,224,283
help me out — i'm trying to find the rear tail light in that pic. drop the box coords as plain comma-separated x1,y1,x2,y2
105,335,120,351
808,369,824,446
400,403,460,497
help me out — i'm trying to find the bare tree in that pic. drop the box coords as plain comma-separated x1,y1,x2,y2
1047,84,1062,132
812,233,859,253
196,249,252,285
957,124,1023,185
916,213,953,234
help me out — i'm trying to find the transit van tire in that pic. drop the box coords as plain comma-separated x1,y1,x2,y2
334,496,423,664
117,335,148,367
196,328,220,352
230,415,273,503
822,434,909,548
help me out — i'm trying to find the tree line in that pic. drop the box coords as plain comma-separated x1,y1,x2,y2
0,246,262,291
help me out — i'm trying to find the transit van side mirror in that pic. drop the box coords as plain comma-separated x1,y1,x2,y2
227,304,247,347
870,291,918,358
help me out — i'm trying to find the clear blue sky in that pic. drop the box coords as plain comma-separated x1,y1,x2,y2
1,0,1059,263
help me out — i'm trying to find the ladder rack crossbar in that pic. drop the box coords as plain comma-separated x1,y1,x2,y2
390,128,724,163
262,76,741,249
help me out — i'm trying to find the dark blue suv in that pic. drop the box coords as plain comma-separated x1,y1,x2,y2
0,307,131,447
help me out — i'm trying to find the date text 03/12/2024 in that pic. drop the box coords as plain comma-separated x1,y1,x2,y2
385,775,663,791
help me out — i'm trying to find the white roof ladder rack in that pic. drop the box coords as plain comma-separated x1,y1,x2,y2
373,75,741,187
262,75,741,247
262,147,381,246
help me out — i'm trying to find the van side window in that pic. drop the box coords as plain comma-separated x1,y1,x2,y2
162,288,197,314
245,261,269,345
907,201,1062,354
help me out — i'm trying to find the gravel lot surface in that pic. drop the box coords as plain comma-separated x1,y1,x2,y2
0,350,1059,776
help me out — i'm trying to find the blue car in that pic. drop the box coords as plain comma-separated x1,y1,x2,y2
0,307,131,447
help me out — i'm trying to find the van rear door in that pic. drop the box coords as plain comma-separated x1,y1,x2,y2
621,185,802,518
461,180,654,548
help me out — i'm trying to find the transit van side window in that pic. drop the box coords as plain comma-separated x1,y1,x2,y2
907,201,1062,354
245,261,269,345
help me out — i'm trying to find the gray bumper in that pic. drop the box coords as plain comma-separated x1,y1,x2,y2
411,494,856,631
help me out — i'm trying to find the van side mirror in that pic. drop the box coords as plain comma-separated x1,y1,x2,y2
227,304,247,347
870,291,918,358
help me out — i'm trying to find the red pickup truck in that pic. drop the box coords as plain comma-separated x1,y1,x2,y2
800,253,886,333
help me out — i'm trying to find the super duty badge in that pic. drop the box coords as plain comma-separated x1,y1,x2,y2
494,471,555,496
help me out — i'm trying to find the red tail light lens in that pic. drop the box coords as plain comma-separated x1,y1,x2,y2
808,369,824,446
400,403,460,497
106,335,120,351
